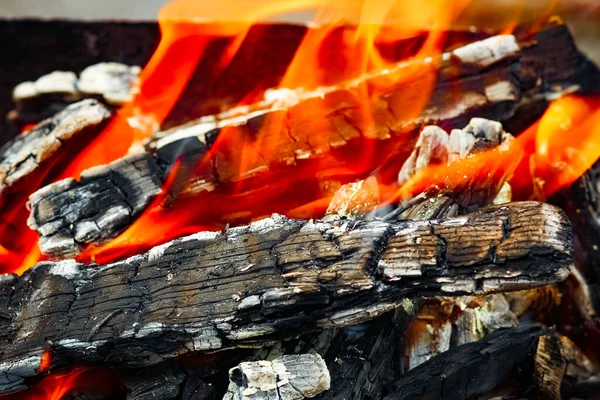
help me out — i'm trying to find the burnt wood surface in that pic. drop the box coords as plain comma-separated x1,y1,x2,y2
550,162,600,314
122,365,216,400
0,99,111,204
315,306,419,400
0,201,572,394
28,23,598,260
384,324,546,400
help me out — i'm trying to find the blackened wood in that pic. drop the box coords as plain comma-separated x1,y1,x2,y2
315,305,419,400
122,364,216,400
29,23,596,260
550,163,600,314
384,324,546,400
0,99,111,204
28,152,165,258
0,202,572,394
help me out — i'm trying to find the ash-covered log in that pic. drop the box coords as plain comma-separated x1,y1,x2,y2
9,63,140,132
0,201,572,394
224,354,330,400
28,22,597,260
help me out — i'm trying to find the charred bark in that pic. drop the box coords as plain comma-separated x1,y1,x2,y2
28,22,598,259
550,162,600,314
384,324,546,400
0,202,572,394
314,305,419,400
122,364,216,400
0,99,111,204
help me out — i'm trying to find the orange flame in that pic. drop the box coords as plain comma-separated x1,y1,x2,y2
75,0,479,262
5,368,119,400
393,94,600,204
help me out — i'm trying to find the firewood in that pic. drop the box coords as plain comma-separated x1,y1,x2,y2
0,99,111,203
224,354,330,400
384,324,547,400
317,118,515,396
27,22,597,260
0,202,572,394
9,63,140,132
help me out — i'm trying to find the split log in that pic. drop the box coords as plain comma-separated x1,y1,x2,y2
27,21,598,259
9,63,140,131
223,354,330,400
0,201,572,394
0,99,111,203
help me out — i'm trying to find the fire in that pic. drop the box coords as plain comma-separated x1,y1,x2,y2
4,368,119,400
532,95,600,196
393,94,600,204
5,0,600,398
72,0,474,262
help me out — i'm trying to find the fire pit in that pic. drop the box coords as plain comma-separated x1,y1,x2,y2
1,1,600,399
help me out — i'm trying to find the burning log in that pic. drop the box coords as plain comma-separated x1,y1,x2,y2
224,354,330,400
26,21,597,260
0,201,571,394
9,63,140,132
0,99,111,203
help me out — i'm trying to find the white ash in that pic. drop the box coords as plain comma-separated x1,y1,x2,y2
48,259,83,279
224,354,330,400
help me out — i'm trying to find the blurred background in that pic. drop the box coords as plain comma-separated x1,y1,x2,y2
2,0,598,63
0,0,165,19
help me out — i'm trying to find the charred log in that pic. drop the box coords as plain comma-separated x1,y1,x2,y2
0,201,572,394
384,324,546,400
27,22,598,259
0,99,111,203
550,162,600,314
9,63,140,131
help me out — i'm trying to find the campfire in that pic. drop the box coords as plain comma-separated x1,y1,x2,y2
1,0,600,399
